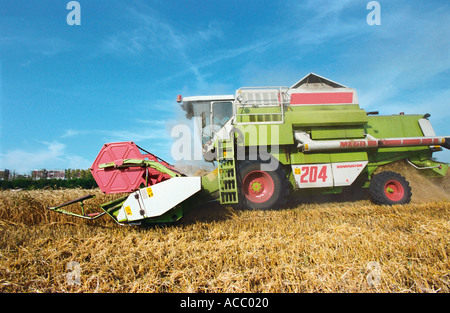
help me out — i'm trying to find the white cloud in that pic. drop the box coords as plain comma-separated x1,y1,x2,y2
0,35,74,58
0,141,91,174
135,119,168,126
99,8,220,56
61,129,91,138
61,120,173,143
100,129,165,142
98,6,231,88
0,118,180,174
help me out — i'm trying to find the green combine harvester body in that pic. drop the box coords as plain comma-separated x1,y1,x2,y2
48,73,450,225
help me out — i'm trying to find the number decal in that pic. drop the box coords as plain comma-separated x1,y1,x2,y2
300,166,325,183
293,164,333,188
293,162,367,188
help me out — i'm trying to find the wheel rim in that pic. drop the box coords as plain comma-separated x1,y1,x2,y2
242,170,275,203
384,180,404,202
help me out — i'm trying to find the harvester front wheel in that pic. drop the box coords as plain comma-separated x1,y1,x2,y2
369,171,412,205
237,160,289,210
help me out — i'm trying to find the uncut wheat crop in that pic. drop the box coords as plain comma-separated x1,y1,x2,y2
0,162,449,293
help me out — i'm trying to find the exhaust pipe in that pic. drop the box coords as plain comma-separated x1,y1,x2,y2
295,132,450,152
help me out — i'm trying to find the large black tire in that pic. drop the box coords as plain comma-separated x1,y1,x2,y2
236,160,290,210
369,171,412,205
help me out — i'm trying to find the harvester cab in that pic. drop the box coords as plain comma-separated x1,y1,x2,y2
177,94,235,160
48,73,450,226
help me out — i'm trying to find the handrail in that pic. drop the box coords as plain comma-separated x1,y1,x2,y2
234,87,290,125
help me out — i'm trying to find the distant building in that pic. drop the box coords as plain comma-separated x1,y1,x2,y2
31,169,65,180
0,169,10,181
47,170,65,179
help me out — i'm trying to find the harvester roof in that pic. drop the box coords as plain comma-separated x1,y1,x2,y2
288,73,358,106
181,95,234,102
291,72,347,89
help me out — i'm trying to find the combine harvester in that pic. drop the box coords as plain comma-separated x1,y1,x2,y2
48,73,450,226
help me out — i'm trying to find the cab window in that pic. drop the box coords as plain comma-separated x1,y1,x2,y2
212,101,233,128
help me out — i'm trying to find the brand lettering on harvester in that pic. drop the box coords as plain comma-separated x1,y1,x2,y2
336,164,363,169
340,141,367,148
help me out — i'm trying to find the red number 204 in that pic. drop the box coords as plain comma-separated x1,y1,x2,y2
300,166,328,183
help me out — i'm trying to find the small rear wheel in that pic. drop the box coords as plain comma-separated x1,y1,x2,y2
369,171,412,205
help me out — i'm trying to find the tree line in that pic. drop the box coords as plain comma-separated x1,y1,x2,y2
0,169,98,190
0,177,98,190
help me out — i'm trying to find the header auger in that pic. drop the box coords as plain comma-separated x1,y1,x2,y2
48,73,450,225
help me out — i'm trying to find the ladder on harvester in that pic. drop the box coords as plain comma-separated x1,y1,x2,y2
217,138,239,204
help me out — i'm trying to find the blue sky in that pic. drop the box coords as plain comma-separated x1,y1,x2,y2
0,0,449,174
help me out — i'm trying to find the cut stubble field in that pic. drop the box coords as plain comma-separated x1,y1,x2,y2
0,163,449,293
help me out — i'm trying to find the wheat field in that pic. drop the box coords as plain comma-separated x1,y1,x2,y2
0,162,449,293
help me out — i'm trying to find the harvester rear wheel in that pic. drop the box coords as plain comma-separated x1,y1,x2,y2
369,171,412,205
237,160,289,210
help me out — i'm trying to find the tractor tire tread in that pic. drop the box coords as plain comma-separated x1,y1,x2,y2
369,171,412,205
